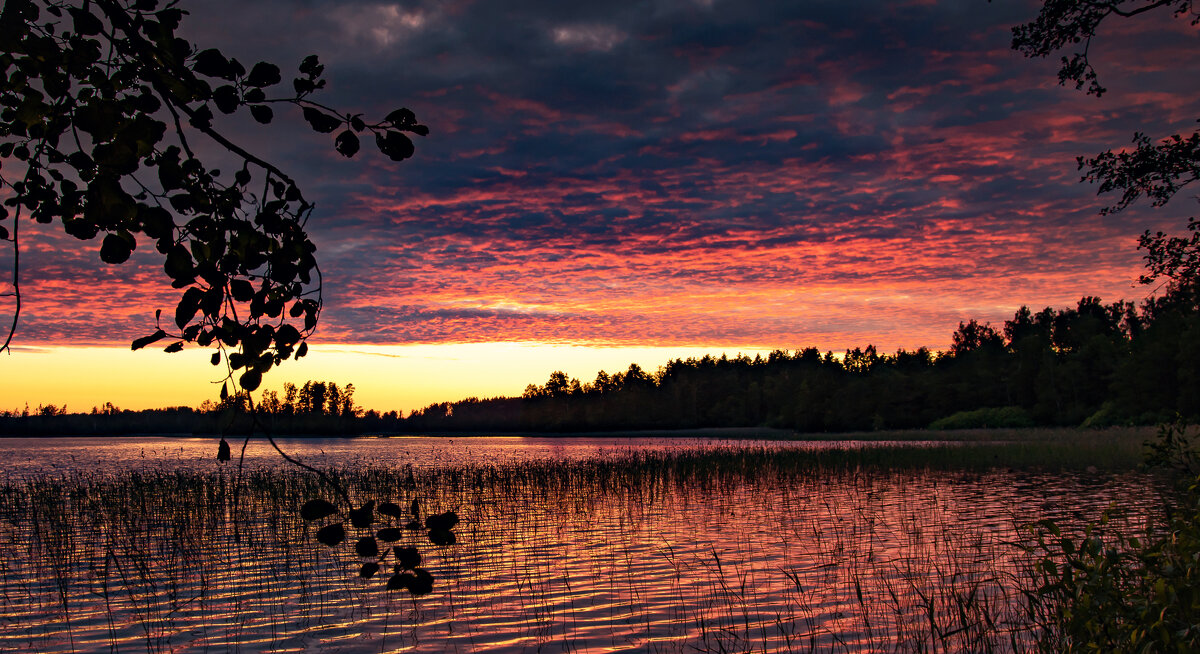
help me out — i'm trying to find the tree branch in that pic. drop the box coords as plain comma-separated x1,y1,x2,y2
1105,0,1176,19
93,0,305,200
0,201,20,356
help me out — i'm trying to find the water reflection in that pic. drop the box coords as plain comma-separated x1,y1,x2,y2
0,435,948,477
0,438,1160,652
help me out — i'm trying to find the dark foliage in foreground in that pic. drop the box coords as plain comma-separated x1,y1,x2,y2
1023,421,1200,651
0,0,425,386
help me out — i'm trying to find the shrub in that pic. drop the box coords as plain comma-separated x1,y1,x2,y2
929,406,1034,430
1022,420,1200,652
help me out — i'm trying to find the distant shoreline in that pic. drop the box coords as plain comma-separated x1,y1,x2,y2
0,425,1155,442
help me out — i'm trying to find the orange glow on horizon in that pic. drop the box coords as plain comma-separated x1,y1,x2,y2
1,343,792,415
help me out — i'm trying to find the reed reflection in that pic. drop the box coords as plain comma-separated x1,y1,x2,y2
0,442,1161,653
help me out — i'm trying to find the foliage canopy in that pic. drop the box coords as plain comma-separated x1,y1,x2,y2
1012,3,1200,650
0,0,427,391
1010,0,1200,292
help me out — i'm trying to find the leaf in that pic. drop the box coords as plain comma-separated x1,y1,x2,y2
334,130,360,157
63,218,98,240
386,570,432,595
138,206,174,239
316,522,345,547
376,527,403,542
411,499,420,517
229,279,255,302
386,573,411,591
299,54,323,77
175,287,203,328
193,49,234,79
276,324,301,345
131,330,166,350
377,501,404,519
229,57,248,78
355,536,380,558
429,529,456,547
66,152,95,172
69,8,103,36
164,245,193,284
245,62,281,88
300,498,339,521
217,438,231,462
189,105,214,130
249,105,273,124
163,341,185,353
211,352,220,365
302,107,342,134
395,546,421,570
359,562,380,579
100,232,135,264
375,131,415,161
239,369,262,391
293,78,316,95
297,342,309,358
385,108,416,125
349,500,376,528
409,568,434,595
426,511,459,532
212,85,239,114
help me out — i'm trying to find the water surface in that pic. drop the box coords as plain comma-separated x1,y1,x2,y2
0,436,1160,652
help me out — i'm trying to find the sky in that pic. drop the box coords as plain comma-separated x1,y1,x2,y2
2,0,1198,413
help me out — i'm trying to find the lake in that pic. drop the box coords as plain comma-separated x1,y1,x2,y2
0,435,1162,652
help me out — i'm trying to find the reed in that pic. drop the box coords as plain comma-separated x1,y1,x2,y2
0,440,1161,652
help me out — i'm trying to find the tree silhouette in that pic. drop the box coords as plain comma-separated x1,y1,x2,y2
1013,6,1200,648
0,0,453,596
0,0,427,393
1010,0,1200,291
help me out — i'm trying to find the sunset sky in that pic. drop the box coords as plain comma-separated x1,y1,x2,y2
2,0,1197,413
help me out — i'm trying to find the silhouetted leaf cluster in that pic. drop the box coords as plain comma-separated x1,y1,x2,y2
299,496,456,595
1011,1,1199,264
0,0,427,385
1021,418,1200,651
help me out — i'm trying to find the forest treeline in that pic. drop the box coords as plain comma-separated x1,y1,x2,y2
0,381,401,436
407,287,1198,433
3,287,1196,436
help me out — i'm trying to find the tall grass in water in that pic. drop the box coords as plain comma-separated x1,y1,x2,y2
0,443,1162,652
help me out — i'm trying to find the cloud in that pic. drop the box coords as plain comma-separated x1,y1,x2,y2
333,4,431,50
551,24,627,52
10,0,1197,355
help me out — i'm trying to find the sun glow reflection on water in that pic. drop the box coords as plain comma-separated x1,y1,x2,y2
0,437,1163,653
0,435,941,477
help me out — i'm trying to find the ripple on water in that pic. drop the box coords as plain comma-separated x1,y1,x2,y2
0,437,1165,653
